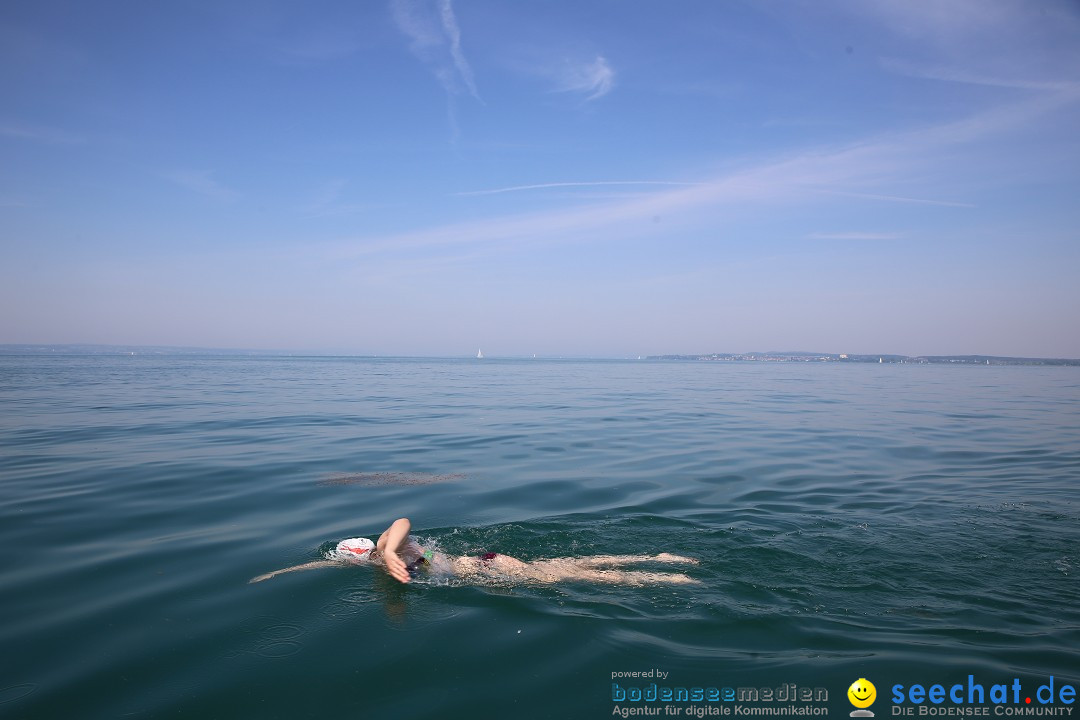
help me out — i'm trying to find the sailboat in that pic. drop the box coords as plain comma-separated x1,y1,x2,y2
477,349,484,359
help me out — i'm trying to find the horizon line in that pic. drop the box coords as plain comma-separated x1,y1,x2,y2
1,343,1078,363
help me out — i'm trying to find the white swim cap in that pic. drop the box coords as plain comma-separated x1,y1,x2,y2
333,537,376,563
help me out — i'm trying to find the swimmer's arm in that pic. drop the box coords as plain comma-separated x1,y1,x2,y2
376,517,412,584
248,560,340,584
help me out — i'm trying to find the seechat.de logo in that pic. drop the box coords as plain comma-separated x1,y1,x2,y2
849,678,877,717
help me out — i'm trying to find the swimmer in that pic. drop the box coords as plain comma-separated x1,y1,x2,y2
249,517,699,586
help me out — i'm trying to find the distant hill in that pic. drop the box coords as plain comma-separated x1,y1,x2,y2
646,352,1080,366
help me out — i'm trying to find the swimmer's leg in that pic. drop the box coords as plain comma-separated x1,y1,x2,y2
248,560,341,584
548,553,698,568
449,555,699,586
521,560,701,585
591,570,699,585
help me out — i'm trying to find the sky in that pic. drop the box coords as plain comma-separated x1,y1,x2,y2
1,0,1079,357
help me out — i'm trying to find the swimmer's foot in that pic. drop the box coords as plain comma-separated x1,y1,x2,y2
663,573,702,584
653,553,698,564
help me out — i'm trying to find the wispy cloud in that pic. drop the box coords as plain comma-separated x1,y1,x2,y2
859,0,1013,44
391,0,480,100
821,190,976,209
805,232,901,241
162,170,239,201
438,0,477,98
327,88,1070,260
880,57,1080,93
851,0,1071,59
455,180,701,197
391,0,480,141
859,0,1080,100
554,55,615,101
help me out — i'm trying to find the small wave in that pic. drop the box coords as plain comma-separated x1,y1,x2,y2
0,683,37,705
224,615,307,660
317,471,465,486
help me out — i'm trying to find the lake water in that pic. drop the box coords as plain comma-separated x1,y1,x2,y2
1,356,1077,719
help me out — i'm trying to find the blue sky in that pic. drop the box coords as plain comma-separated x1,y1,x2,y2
2,0,1078,357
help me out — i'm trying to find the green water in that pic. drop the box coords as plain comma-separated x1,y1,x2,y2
0,356,1077,718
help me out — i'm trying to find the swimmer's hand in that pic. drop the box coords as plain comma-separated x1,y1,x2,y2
383,549,410,584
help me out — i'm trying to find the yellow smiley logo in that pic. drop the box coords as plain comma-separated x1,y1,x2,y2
848,678,877,709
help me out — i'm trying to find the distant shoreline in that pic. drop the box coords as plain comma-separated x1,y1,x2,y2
0,344,1078,366
647,353,1080,366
